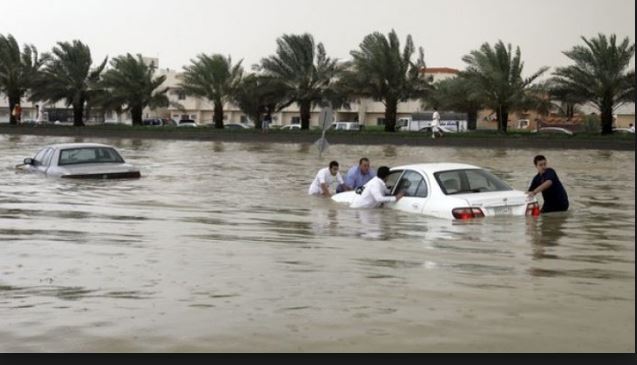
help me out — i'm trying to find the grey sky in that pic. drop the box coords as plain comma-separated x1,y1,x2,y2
1,0,634,77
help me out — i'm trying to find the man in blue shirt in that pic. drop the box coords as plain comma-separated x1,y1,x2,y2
528,155,569,213
338,157,376,193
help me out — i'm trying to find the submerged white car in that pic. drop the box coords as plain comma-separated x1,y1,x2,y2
18,143,141,179
332,163,540,220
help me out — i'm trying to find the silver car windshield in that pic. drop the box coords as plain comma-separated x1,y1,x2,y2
434,169,512,195
58,147,125,166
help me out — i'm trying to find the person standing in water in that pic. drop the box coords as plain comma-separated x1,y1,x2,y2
528,155,569,213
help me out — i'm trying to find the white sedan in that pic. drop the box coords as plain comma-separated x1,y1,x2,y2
332,163,540,220
280,124,301,130
18,143,141,179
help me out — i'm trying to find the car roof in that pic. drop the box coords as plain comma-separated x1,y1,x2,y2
42,143,116,150
392,163,481,174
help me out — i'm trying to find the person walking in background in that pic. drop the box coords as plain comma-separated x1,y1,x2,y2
12,103,22,123
262,114,271,133
350,166,404,209
308,161,345,198
431,107,443,139
528,155,569,213
35,103,46,123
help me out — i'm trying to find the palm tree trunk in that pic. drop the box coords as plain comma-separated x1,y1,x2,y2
384,98,398,132
253,112,263,129
131,105,143,126
73,100,85,127
300,101,311,130
496,107,508,133
8,96,19,125
467,110,478,130
213,101,224,129
600,98,613,135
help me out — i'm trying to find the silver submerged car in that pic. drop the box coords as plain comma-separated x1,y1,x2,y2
18,143,141,179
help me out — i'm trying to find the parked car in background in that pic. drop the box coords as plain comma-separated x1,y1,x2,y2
17,143,141,179
104,119,132,126
280,124,301,130
163,118,178,127
331,121,362,131
177,119,198,128
613,127,635,134
332,163,540,220
224,123,250,130
397,117,468,133
142,118,163,126
53,120,74,126
532,127,574,135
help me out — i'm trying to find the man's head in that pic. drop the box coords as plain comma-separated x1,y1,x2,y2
533,155,548,174
359,158,370,175
329,161,339,176
377,166,391,181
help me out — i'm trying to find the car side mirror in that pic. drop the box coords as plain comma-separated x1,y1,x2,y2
23,158,34,165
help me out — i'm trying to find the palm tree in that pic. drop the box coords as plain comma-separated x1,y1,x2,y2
0,34,48,124
338,30,431,132
461,40,548,133
428,76,482,130
98,54,169,125
31,40,107,126
551,34,635,135
233,74,287,129
180,54,243,129
259,33,341,130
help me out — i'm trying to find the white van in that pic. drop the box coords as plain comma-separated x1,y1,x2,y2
331,121,362,131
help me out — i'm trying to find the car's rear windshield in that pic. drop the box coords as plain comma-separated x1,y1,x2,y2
58,147,125,166
434,169,512,195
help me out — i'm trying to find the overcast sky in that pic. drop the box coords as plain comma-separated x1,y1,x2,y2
1,0,634,77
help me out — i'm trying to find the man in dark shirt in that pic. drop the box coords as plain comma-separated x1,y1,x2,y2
528,155,569,213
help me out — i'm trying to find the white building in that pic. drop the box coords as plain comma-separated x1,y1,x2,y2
143,66,462,127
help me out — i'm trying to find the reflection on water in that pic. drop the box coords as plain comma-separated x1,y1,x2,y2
0,135,633,352
382,145,397,158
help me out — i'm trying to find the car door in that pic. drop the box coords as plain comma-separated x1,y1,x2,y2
390,170,431,214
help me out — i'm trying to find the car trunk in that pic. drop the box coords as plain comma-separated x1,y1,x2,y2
60,163,141,179
453,190,530,216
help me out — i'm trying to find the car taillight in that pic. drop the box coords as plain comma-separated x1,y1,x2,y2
526,202,541,217
452,208,485,220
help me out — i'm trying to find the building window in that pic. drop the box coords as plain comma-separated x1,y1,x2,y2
178,91,186,100
189,114,197,120
291,117,301,125
377,118,386,126
240,115,248,123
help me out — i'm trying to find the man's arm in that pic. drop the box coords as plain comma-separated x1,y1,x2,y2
528,180,553,197
528,169,557,197
371,184,404,203
343,168,355,191
320,183,332,197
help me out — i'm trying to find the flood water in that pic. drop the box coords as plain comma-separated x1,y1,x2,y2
0,134,634,352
